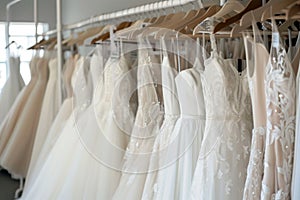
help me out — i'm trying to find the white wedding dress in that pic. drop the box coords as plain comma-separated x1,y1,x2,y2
0,57,39,163
22,55,80,193
242,22,269,200
292,33,300,200
113,45,164,200
191,35,252,200
156,57,205,200
260,22,296,200
0,56,24,123
21,53,132,200
142,51,180,200
28,58,62,171
0,57,49,178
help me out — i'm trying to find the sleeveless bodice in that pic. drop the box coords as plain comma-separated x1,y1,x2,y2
36,58,49,81
202,55,251,121
71,57,91,110
175,59,205,117
135,48,162,129
9,57,21,78
161,55,179,116
48,59,58,79
29,57,39,80
90,53,103,88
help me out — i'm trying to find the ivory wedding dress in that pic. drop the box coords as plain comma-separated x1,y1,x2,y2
113,44,163,200
23,55,79,193
21,54,132,200
191,35,252,200
260,21,296,200
0,56,24,123
0,57,49,178
0,57,38,160
28,58,62,171
157,57,205,200
142,51,180,200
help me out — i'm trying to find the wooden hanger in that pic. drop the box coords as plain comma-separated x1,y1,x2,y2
154,9,200,38
231,0,299,36
90,24,115,44
279,19,299,32
286,3,300,20
91,21,132,43
70,26,104,46
213,0,262,34
212,0,245,21
191,5,222,35
261,0,299,21
28,37,57,50
46,38,57,50
176,7,208,33
128,11,186,40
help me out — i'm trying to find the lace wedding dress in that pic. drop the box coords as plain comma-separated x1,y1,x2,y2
113,43,163,200
191,35,252,200
142,50,180,200
260,22,296,200
242,22,270,200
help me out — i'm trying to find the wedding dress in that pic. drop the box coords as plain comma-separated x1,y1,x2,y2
156,57,205,200
0,57,38,160
0,56,24,123
260,21,296,200
21,53,132,200
191,35,252,200
0,57,49,178
292,58,300,200
113,43,164,200
23,55,80,193
28,58,62,171
242,21,269,200
142,49,180,200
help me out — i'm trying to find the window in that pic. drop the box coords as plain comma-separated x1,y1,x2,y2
0,22,48,90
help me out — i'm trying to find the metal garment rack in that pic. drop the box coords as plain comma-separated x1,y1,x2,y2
43,0,206,106
46,0,205,86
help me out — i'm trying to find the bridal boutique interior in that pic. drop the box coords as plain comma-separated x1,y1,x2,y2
0,0,300,199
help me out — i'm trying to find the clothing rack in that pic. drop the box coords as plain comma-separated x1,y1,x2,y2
46,0,205,105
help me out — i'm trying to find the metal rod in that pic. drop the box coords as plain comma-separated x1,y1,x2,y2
34,0,38,43
43,0,199,35
6,0,22,79
56,0,62,105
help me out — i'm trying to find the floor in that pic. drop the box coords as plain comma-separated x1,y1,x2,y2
0,170,20,200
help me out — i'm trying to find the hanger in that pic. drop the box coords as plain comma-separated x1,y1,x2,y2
261,0,299,21
92,21,132,43
154,9,199,38
5,41,22,49
231,0,299,36
212,0,245,21
27,37,57,50
70,26,104,46
286,3,300,20
213,0,262,34
279,19,299,32
191,5,222,35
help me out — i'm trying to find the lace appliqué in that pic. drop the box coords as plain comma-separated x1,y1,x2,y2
261,43,296,200
243,127,266,200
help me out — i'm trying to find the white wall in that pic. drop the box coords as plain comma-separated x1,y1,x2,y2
0,0,56,29
62,0,161,25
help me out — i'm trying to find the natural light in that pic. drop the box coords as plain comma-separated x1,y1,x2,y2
0,22,48,91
